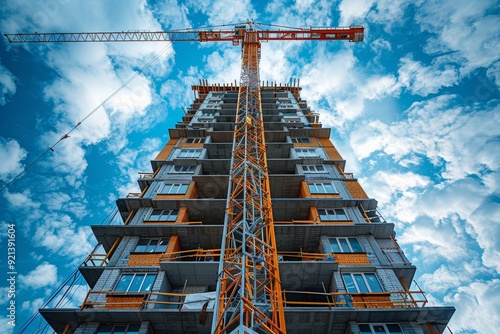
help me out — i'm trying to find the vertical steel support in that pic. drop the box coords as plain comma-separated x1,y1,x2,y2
212,26,286,334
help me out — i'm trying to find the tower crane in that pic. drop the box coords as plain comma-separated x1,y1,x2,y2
5,22,363,333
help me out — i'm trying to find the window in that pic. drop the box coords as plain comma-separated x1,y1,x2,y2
342,273,382,293
178,149,202,158
114,273,156,293
133,238,169,253
159,183,189,194
147,209,178,222
302,165,326,173
296,148,319,158
308,182,336,194
185,137,205,144
97,324,141,334
291,137,312,143
319,208,348,221
170,165,196,174
359,324,403,334
198,117,213,123
329,237,362,253
283,117,300,122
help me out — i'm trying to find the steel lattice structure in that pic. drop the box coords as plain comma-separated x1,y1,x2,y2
212,28,286,333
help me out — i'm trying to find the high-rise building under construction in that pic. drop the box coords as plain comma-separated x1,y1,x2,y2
6,22,455,334
38,80,455,333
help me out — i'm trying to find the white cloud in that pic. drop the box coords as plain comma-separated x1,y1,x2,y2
467,201,500,273
420,265,473,294
398,218,469,263
34,214,94,260
19,262,58,290
339,0,411,30
415,0,500,74
0,63,16,105
185,0,256,26
360,170,429,206
338,0,375,26
21,298,44,314
0,138,27,182
351,95,500,181
398,55,460,96
3,189,41,210
444,279,500,334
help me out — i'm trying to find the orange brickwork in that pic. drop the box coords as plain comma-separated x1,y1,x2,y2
319,138,343,160
333,253,371,265
128,253,163,266
177,207,189,222
344,180,369,198
162,235,181,261
105,295,144,309
154,138,178,160
351,293,393,308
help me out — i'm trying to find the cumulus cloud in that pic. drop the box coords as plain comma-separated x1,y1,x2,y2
398,55,460,96
351,95,500,180
0,138,27,182
34,214,94,260
415,0,500,74
444,279,500,333
19,262,58,290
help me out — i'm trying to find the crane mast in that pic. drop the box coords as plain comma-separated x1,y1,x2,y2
213,24,285,333
5,21,363,333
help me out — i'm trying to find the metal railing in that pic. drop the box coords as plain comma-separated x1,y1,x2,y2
79,288,427,310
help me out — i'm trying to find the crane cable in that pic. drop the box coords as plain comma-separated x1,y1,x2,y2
0,42,173,193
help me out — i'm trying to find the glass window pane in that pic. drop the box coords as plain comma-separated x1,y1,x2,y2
134,239,148,252
348,238,363,252
180,184,189,193
365,273,382,292
126,324,141,334
386,324,403,333
115,274,132,291
386,324,403,334
128,274,145,292
324,183,334,193
342,273,357,293
168,210,178,221
158,211,169,221
339,238,350,252
156,238,169,252
358,324,371,334
330,239,341,253
145,240,157,252
112,325,127,334
373,325,386,333
141,274,156,292
354,274,369,292
317,165,325,172
97,324,114,334
319,209,329,221
335,209,347,220
149,210,162,221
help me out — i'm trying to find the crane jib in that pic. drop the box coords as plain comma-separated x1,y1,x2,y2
4,26,364,43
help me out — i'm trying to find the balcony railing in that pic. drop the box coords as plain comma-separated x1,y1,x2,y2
79,288,427,310
157,248,334,262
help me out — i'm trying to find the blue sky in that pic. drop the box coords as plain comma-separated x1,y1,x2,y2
0,0,499,333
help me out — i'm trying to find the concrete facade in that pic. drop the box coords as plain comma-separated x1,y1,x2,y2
40,85,454,334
